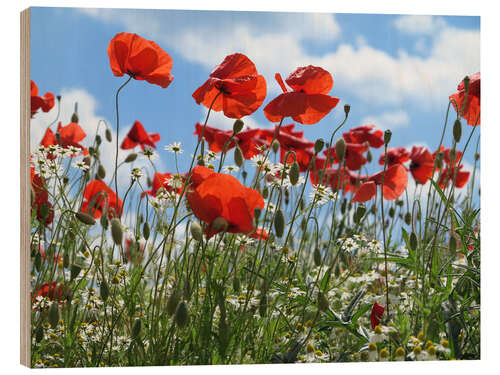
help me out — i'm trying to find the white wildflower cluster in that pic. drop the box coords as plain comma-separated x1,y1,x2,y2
164,141,183,154
222,165,239,173
309,184,337,206
141,146,159,161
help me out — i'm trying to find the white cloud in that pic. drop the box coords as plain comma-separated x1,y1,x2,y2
394,15,446,35
362,109,410,130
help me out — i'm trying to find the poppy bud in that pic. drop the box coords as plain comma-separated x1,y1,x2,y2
274,209,285,238
167,290,180,316
388,207,395,218
242,170,247,180
75,212,96,226
384,130,392,145
83,155,91,166
449,148,457,162
335,138,346,162
463,75,470,92
254,207,261,220
97,164,106,179
100,214,109,230
190,221,203,242
142,221,150,240
404,212,412,225
183,279,192,301
409,231,418,252
453,119,462,143
48,301,59,328
132,318,142,339
34,251,42,272
435,152,443,169
262,185,269,199
234,146,244,168
449,235,457,254
100,279,109,302
396,199,404,207
318,292,329,312
63,251,70,268
233,276,241,293
344,104,351,116
366,149,372,163
35,325,44,343
271,139,280,154
174,301,189,328
354,204,366,224
70,264,82,281
197,158,205,166
212,217,229,232
259,293,267,317
96,135,102,146
111,218,123,246
71,103,79,123
233,119,244,134
56,95,62,102
124,153,137,163
314,138,325,154
105,128,112,142
289,161,300,186
313,247,322,267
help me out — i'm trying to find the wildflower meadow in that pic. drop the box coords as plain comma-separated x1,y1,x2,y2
29,27,480,368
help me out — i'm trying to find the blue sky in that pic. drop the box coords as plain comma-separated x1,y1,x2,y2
30,7,480,190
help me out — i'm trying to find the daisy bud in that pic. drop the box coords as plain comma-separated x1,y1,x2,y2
380,348,389,360
318,292,329,312
233,119,244,134
314,138,325,154
71,103,79,123
132,318,142,340
335,138,346,162
453,119,462,143
395,347,405,361
384,130,392,145
111,218,123,246
105,128,112,142
190,221,203,242
142,221,150,240
290,161,300,186
354,204,366,224
313,247,322,267
234,146,244,168
271,139,280,154
124,153,138,163
274,209,285,238
212,217,229,232
97,164,106,179
344,104,351,116
75,212,96,226
70,264,82,281
174,301,189,329
100,279,109,302
48,301,60,328
167,290,180,317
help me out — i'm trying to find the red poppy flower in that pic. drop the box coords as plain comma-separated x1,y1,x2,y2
370,302,385,329
143,172,181,197
31,172,54,226
250,228,269,241
449,72,480,126
409,146,434,185
186,166,264,238
124,237,145,263
343,125,384,148
32,282,71,308
438,165,470,189
379,147,410,166
107,32,173,88
192,53,267,119
323,142,369,171
352,164,408,202
40,122,89,156
37,245,62,265
31,80,55,117
310,167,353,192
81,180,122,219
264,66,340,125
121,121,160,150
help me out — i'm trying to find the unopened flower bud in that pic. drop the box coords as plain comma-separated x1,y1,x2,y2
366,149,372,163
289,161,300,185
48,301,60,328
314,138,325,154
100,279,109,301
111,218,123,246
313,247,322,267
234,146,244,168
453,119,462,143
463,75,470,92
233,119,244,134
167,290,180,316
132,318,142,339
124,153,137,163
105,128,112,142
274,209,285,238
384,130,392,145
404,212,412,225
97,164,106,179
354,204,366,224
254,207,261,220
318,292,329,312
344,104,351,116
212,217,229,232
70,264,82,281
335,138,346,161
190,221,203,242
271,139,280,154
75,212,96,226
142,221,150,240
174,301,189,328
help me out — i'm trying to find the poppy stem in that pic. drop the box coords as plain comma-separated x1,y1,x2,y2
113,76,133,216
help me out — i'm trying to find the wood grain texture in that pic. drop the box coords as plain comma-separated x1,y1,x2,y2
20,7,31,368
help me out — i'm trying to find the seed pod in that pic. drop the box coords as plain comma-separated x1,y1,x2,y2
289,161,300,185
314,138,325,154
409,232,418,252
233,119,244,134
142,221,150,240
100,279,109,302
75,212,96,226
271,139,280,154
313,247,322,267
167,290,180,316
404,212,412,225
124,153,138,163
335,138,346,161
274,209,285,238
48,301,60,328
97,164,106,179
384,130,392,145
174,301,189,328
453,119,462,143
212,217,229,232
105,128,112,142
111,218,123,246
131,318,142,340
233,277,241,293
234,146,244,168
318,292,329,312
35,324,44,343
70,264,82,281
354,204,366,224
344,104,351,116
190,221,203,242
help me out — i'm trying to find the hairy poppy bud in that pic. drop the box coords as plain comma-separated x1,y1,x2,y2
142,221,150,240
105,128,112,142
167,290,180,316
174,301,189,328
314,138,325,154
344,104,351,116
384,130,392,145
289,161,300,186
75,212,96,226
274,209,285,238
404,212,412,225
233,276,241,293
366,149,372,163
111,218,123,246
97,164,106,179
435,152,443,169
388,207,395,218
190,221,203,242
233,119,244,134
335,138,346,162
100,279,109,301
48,301,60,328
318,292,329,312
313,247,322,267
234,146,244,168
271,139,280,154
453,119,462,143
254,207,262,220
262,185,269,199
409,231,418,252
449,148,457,162
70,264,82,281
95,135,102,146
132,318,142,339
212,217,229,232
71,102,79,123
354,204,366,224
341,199,347,214
124,153,137,163
100,214,109,230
